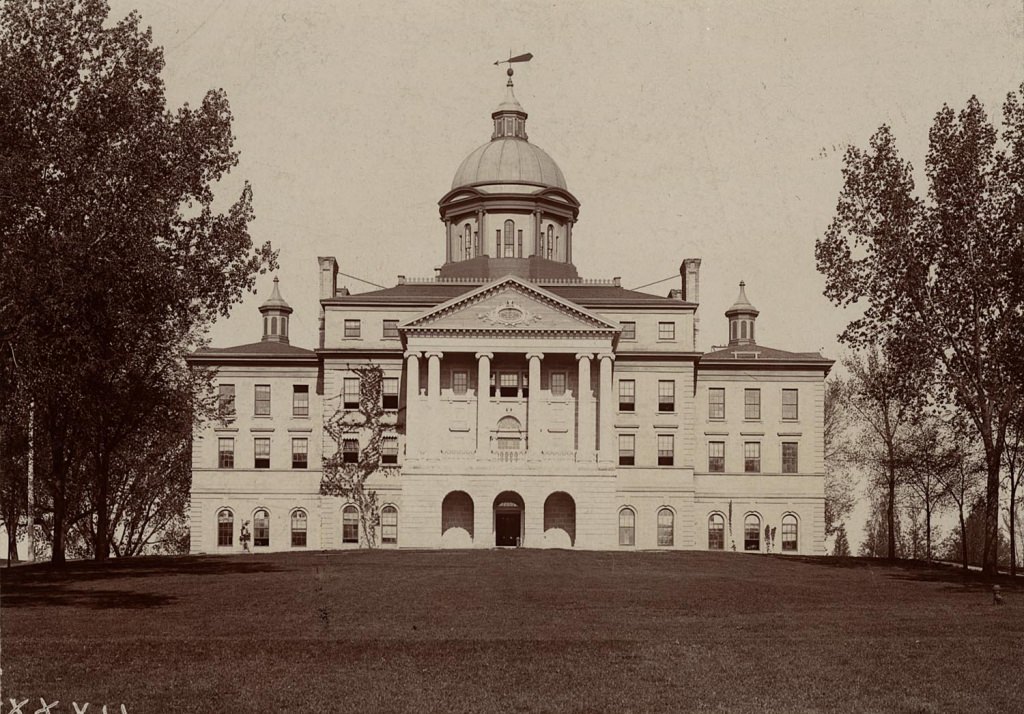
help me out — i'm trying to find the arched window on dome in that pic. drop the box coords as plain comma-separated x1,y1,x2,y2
465,223,472,259
517,229,523,258
740,321,748,340
473,230,480,258
546,225,554,259
271,316,278,336
504,220,515,258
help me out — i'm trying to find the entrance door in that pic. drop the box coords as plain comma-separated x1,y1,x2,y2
496,512,521,546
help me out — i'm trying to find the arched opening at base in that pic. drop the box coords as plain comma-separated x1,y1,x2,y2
543,492,576,547
441,491,474,547
492,491,525,547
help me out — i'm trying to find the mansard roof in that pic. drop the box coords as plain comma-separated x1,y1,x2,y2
323,278,695,310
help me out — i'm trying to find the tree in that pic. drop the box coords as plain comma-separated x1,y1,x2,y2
320,365,401,547
859,494,907,559
935,420,986,571
823,376,856,545
0,0,275,562
816,86,1024,575
900,415,955,561
1002,404,1023,575
842,349,922,559
832,522,851,557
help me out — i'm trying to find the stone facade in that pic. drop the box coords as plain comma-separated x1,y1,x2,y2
187,78,832,556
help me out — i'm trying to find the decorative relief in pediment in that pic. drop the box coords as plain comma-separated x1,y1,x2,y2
478,298,543,327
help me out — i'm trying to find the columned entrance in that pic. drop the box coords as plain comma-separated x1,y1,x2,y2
493,491,524,546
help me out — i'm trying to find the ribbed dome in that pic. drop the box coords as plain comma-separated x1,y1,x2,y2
451,138,567,190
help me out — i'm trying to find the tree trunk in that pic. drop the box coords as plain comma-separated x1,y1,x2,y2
982,453,1001,575
925,504,932,562
887,465,896,559
959,509,968,572
93,452,111,561
1009,478,1017,577
6,520,19,564
50,424,67,566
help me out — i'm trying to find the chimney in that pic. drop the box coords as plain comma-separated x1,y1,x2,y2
318,256,338,300
681,258,701,349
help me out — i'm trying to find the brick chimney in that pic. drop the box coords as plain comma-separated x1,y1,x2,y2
317,256,338,349
681,258,701,348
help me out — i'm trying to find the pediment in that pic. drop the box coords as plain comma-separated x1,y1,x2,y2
400,276,619,334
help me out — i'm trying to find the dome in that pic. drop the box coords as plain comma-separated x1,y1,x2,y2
451,138,567,190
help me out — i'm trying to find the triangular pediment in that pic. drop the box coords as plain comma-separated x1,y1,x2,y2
400,276,620,334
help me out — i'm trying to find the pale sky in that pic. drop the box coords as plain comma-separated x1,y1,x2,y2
109,0,1023,548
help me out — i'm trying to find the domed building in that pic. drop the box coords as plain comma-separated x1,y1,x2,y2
187,75,832,554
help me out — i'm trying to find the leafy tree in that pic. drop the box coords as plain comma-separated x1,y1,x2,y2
832,522,851,557
859,494,907,559
934,420,986,571
823,376,856,544
321,365,401,547
842,349,922,559
816,86,1024,575
1003,404,1023,575
0,0,274,562
900,415,956,561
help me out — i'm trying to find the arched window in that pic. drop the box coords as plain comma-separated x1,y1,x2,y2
342,505,359,544
217,509,233,547
282,317,288,337
504,219,515,257
473,230,480,257
495,416,522,451
254,509,270,547
740,321,747,339
291,510,307,547
657,508,674,546
270,316,277,335
465,223,473,259
618,507,635,546
744,514,761,551
381,505,398,544
731,321,737,340
782,514,798,552
546,224,554,259
708,513,725,550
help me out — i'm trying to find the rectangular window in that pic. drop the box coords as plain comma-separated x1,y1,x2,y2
744,388,761,420
658,434,674,466
658,322,675,340
620,321,636,340
782,442,799,474
343,378,360,410
382,377,399,410
342,437,359,464
708,441,725,472
382,319,399,339
658,380,675,412
381,436,399,464
744,441,761,473
218,384,235,416
709,388,725,420
381,508,398,544
292,384,309,417
292,438,308,469
619,379,635,412
782,389,799,420
550,372,566,396
254,437,271,469
618,434,635,466
254,385,271,416
218,438,234,469
217,515,232,547
498,372,519,398
452,370,468,396
344,319,361,338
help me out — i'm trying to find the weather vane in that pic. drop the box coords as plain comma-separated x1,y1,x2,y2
494,51,533,86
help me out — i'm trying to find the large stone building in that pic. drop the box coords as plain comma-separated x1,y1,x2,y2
187,76,832,554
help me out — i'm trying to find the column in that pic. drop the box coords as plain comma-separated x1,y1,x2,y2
445,220,452,262
476,352,492,454
576,353,594,461
566,220,573,263
404,351,421,457
425,352,443,456
598,353,615,464
476,209,486,256
526,353,543,457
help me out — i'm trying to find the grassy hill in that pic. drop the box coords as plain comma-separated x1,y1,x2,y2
1,550,1021,712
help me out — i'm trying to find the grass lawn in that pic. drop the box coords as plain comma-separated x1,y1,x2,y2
2,550,1022,712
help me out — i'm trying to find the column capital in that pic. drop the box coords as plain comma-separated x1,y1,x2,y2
424,351,444,360
474,352,494,361
525,352,544,361
597,352,615,362
575,352,594,362
404,350,422,360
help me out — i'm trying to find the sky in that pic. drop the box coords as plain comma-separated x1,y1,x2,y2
107,0,1023,547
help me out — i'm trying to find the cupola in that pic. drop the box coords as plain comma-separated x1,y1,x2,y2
725,281,759,346
259,277,293,344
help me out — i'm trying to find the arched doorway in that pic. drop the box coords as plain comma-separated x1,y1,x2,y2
543,492,576,547
493,491,524,547
441,491,474,547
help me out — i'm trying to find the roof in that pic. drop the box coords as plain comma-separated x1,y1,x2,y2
725,281,758,317
189,341,317,362
451,138,567,191
701,343,832,368
323,280,696,310
259,277,293,314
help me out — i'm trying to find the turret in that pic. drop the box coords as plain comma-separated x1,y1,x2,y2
259,277,293,344
725,281,759,346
